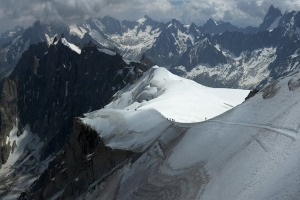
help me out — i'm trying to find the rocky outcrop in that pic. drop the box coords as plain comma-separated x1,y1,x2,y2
0,75,18,167
0,38,149,170
245,89,259,100
21,118,138,199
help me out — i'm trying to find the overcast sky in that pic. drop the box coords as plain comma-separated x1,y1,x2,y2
1,0,300,33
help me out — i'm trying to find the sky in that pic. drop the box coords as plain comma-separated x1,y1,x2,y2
0,0,300,32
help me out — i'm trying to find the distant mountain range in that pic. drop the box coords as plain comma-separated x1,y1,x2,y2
1,5,300,90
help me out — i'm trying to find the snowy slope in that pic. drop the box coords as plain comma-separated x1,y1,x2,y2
82,109,173,152
105,66,249,123
81,66,248,151
80,69,300,200
0,121,50,199
166,72,300,200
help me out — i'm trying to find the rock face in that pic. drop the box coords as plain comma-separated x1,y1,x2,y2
258,5,282,32
0,21,98,80
23,118,138,199
0,38,149,198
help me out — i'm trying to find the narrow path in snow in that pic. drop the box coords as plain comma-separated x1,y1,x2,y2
209,120,298,141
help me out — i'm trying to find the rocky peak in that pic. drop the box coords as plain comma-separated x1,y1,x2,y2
205,18,217,27
201,18,241,34
258,5,282,31
0,38,150,171
100,16,124,35
167,19,184,30
188,22,201,37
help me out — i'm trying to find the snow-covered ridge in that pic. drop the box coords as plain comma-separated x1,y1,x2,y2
81,66,249,151
82,68,300,200
81,109,171,151
106,66,249,123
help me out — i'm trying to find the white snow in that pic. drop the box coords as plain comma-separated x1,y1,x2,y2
110,25,160,59
137,17,147,24
60,38,81,54
69,25,87,39
176,29,193,53
81,66,248,151
165,71,300,199
0,119,51,199
1,124,34,171
81,109,171,151
175,47,277,88
83,19,161,59
86,70,300,200
45,34,57,46
106,66,249,123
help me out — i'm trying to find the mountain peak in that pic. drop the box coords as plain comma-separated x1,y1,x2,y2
144,15,151,20
137,15,153,24
165,19,183,29
258,5,282,31
206,18,217,26
171,18,181,25
266,5,282,19
202,18,239,34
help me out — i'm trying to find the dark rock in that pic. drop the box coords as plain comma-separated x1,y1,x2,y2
245,89,259,100
25,118,139,199
258,5,282,32
0,39,149,168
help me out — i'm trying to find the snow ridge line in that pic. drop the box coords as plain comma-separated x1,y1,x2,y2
209,120,297,141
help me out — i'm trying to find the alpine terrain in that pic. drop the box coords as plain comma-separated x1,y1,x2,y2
0,3,299,200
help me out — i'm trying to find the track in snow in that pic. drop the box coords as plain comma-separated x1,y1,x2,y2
209,120,298,141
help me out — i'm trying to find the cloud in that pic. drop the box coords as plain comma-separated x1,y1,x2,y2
1,0,300,32
177,0,300,27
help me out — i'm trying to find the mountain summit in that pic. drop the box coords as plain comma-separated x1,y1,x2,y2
258,5,282,31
